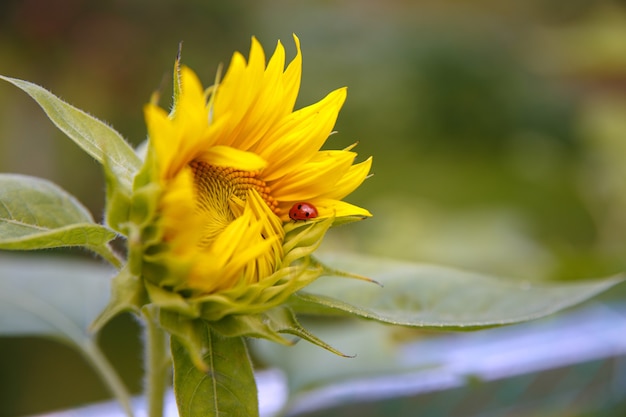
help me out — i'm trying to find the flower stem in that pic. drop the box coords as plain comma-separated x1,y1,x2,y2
143,307,170,417
82,339,134,417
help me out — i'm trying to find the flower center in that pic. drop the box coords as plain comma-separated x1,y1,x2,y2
189,160,278,244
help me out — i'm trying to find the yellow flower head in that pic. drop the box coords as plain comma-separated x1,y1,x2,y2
139,35,371,313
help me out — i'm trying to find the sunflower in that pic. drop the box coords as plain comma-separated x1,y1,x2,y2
140,35,371,300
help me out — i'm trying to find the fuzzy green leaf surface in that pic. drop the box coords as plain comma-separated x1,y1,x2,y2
172,324,259,417
0,174,119,265
0,75,141,189
290,253,624,329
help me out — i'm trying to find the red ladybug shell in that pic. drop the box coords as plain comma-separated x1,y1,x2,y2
289,202,319,221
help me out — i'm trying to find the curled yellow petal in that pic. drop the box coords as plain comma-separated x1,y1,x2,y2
196,145,267,171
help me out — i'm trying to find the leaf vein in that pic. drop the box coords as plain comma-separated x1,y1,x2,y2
207,329,220,415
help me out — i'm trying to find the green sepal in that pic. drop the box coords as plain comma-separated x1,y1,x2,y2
282,218,333,265
260,307,352,357
172,50,183,112
141,254,327,324
193,259,324,322
159,306,350,375
210,307,351,357
132,139,157,190
125,145,162,244
209,309,294,345
102,125,160,239
123,147,163,278
129,182,161,230
159,311,207,372
331,214,371,227
103,154,133,234
171,323,259,417
145,281,201,317
90,266,148,333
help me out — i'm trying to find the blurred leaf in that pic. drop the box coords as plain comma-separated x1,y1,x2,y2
172,325,258,417
0,75,141,190
0,253,134,415
289,253,624,329
0,174,120,266
0,253,113,339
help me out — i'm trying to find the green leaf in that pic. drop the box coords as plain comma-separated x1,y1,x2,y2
0,253,134,415
0,174,120,266
172,324,259,417
289,253,625,329
0,74,141,190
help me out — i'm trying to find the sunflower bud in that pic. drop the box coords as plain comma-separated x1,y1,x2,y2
96,35,372,349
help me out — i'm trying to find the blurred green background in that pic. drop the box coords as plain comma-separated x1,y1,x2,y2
2,0,626,415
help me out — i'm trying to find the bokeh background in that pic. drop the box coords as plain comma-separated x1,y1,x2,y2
2,0,626,415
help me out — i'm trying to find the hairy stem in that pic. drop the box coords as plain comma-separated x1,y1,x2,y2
143,307,170,417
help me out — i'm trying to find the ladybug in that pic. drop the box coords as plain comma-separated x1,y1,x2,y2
289,202,319,221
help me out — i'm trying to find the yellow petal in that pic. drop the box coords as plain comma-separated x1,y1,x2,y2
319,156,373,200
212,39,266,147
146,66,224,180
214,38,303,152
228,40,286,150
312,198,372,219
144,103,176,179
259,87,347,182
175,66,209,123
196,145,267,171
270,150,356,201
282,34,302,113
160,167,204,250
